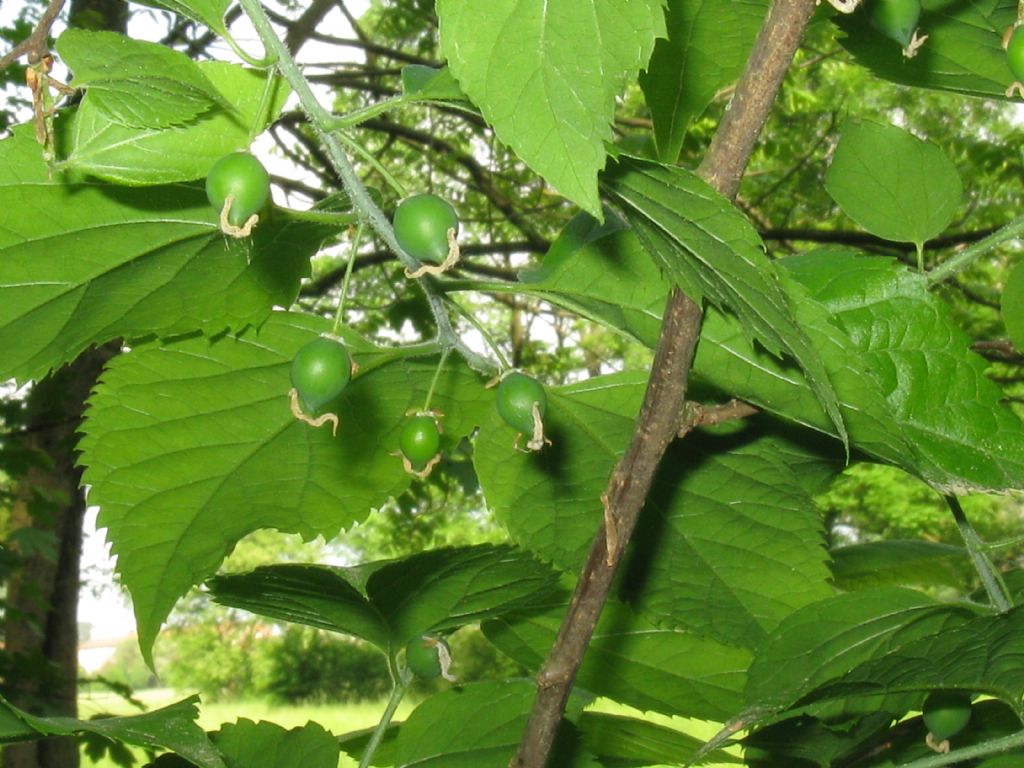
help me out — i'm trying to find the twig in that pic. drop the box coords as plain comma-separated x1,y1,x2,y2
0,0,66,71
508,0,821,765
678,399,759,438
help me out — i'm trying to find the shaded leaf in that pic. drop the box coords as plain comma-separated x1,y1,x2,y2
484,597,751,722
401,65,466,102
830,540,969,592
744,588,982,712
824,119,962,246
437,0,665,217
602,156,847,447
578,711,744,766
80,313,491,662
640,0,769,162
213,720,337,768
393,680,595,767
0,694,223,768
0,124,327,384
475,371,838,646
834,0,1016,100
208,544,562,651
1002,259,1024,351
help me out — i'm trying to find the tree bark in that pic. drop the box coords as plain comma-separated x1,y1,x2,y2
3,346,116,768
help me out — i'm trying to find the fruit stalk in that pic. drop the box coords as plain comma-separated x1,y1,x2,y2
509,0,821,765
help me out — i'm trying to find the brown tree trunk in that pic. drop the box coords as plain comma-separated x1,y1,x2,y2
3,346,116,768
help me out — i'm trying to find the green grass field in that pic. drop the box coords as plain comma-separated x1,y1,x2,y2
76,688,739,767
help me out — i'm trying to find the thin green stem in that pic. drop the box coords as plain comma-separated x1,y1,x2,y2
333,222,364,333
220,27,276,68
359,658,411,768
915,241,925,273
248,71,281,142
421,348,451,412
278,207,359,226
446,297,512,372
947,496,1013,613
236,0,494,373
896,728,1024,768
335,130,407,197
330,96,409,129
927,214,1024,287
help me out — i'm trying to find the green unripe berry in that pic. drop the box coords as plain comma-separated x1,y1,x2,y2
290,337,352,413
495,372,547,435
400,414,442,470
922,691,972,741
393,194,459,263
206,152,271,228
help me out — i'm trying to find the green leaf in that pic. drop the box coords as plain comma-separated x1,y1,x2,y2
799,606,1024,720
393,680,596,767
514,212,666,348
57,30,226,129
577,712,743,766
0,694,224,768
1002,259,1024,351
834,0,1016,100
401,65,467,102
213,720,338,768
824,119,962,246
830,540,969,592
207,544,561,651
475,372,838,646
132,0,231,36
785,250,1024,492
436,0,666,217
696,249,1024,493
0,128,327,384
640,0,769,162
744,588,981,713
61,62,289,185
601,156,847,448
79,313,492,662
484,598,751,722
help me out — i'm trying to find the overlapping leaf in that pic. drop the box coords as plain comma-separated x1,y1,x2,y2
830,540,969,592
0,127,327,383
744,588,983,713
436,0,665,217
834,0,1016,100
601,156,847,447
58,30,226,129
132,0,231,37
484,598,751,722
213,720,338,768
640,0,769,162
785,250,1024,492
393,680,596,768
0,694,223,768
79,312,491,661
61,62,289,185
474,371,838,646
208,544,561,651
1003,259,1024,350
578,712,744,766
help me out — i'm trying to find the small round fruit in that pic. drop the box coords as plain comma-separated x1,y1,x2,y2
495,372,547,435
868,0,921,47
400,414,441,470
290,337,352,412
1008,26,1024,83
922,691,972,741
206,151,271,227
393,193,459,263
405,635,447,679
